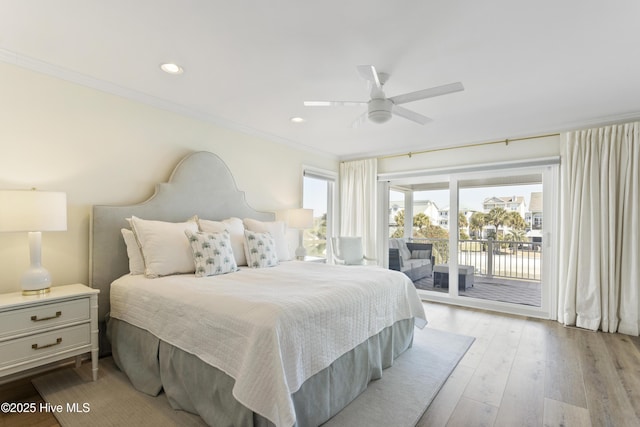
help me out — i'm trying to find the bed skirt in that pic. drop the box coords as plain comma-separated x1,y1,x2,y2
106,317,415,427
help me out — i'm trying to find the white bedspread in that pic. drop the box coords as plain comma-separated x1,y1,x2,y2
110,261,426,427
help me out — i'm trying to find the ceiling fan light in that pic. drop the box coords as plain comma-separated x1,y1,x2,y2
368,110,392,124
368,99,392,124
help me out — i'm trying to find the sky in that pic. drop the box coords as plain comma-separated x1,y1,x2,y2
303,177,328,215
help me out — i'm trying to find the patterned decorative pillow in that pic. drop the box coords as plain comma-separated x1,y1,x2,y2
185,230,238,277
199,217,248,266
243,218,291,261
243,230,279,268
411,249,432,260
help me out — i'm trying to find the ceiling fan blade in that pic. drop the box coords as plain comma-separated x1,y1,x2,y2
392,105,432,125
304,101,367,107
389,82,464,105
350,111,368,128
357,65,381,89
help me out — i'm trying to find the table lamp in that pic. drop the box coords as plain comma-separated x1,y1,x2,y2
286,208,314,260
0,189,67,295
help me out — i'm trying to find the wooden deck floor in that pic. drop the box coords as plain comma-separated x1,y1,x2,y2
414,275,542,307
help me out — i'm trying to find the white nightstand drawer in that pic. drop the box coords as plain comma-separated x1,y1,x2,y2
0,284,99,383
0,298,90,340
0,323,91,369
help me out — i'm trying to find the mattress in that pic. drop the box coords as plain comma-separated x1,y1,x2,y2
109,261,426,426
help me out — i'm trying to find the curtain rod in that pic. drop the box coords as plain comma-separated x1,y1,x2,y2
376,132,560,161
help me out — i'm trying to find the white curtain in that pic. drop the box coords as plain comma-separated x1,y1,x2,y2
558,122,640,335
339,158,378,261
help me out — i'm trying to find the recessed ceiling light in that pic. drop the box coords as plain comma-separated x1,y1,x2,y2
160,63,184,75
290,117,305,123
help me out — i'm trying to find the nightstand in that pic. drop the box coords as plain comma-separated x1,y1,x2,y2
0,284,99,383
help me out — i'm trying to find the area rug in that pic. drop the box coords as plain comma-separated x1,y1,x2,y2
33,327,473,427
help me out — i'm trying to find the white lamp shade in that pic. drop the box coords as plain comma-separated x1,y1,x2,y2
287,208,314,229
0,190,67,232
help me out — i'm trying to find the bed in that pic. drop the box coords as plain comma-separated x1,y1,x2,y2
89,151,426,427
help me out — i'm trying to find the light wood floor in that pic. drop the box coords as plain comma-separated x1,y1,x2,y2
0,375,58,427
417,301,640,427
1,302,639,427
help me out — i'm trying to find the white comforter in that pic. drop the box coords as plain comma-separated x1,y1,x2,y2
110,261,426,427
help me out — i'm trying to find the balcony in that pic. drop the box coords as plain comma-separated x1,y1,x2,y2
411,238,542,307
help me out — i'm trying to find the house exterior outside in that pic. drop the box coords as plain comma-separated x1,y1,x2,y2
526,192,543,230
390,194,540,234
482,196,527,217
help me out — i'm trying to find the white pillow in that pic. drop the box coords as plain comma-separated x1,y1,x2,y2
197,218,226,233
121,228,144,275
244,230,279,268
243,218,291,261
198,217,247,266
399,242,412,263
129,216,199,278
185,230,238,277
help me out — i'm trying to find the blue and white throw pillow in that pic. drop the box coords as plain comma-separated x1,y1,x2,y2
185,230,238,277
244,230,279,268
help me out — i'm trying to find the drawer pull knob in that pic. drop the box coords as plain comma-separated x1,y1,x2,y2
32,338,62,350
31,311,62,322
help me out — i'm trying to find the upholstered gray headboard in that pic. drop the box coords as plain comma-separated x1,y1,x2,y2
90,151,274,336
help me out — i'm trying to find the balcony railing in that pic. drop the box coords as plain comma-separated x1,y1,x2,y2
411,237,542,281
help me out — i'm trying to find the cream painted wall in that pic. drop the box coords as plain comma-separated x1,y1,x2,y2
0,62,337,294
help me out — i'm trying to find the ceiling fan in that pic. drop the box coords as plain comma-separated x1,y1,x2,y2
304,65,464,126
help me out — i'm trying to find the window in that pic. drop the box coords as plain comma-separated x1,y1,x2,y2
302,167,336,259
533,215,543,229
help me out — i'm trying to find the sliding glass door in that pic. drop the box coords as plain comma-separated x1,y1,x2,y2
382,160,558,319
457,176,543,307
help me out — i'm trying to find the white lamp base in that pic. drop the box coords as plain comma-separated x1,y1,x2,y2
21,268,52,295
22,288,51,296
295,227,308,260
21,232,52,296
295,245,307,261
